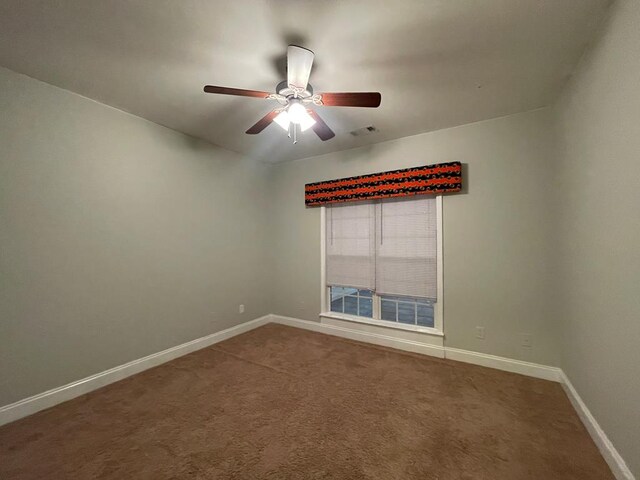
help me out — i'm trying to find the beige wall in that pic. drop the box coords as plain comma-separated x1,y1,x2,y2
0,67,272,406
554,0,640,475
269,107,560,366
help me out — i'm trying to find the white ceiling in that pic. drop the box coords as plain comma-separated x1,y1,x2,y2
0,0,611,162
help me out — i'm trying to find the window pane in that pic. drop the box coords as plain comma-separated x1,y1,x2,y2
381,300,396,321
397,302,416,324
331,295,343,313
379,295,433,327
358,297,373,318
330,286,348,300
344,296,358,315
417,303,434,328
330,286,374,318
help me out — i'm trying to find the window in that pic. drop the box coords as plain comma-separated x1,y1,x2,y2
323,196,442,333
380,295,434,327
330,287,373,317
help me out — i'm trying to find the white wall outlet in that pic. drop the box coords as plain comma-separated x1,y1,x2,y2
475,326,485,339
239,304,245,314
521,334,532,348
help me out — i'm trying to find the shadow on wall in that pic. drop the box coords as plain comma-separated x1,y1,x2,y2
460,162,469,195
177,132,226,153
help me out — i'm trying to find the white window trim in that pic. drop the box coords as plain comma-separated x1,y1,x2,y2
320,195,444,337
321,311,445,336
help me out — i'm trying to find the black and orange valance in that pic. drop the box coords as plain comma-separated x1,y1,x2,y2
305,161,462,206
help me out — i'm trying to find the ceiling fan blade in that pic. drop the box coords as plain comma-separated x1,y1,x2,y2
287,45,314,90
246,110,279,134
318,92,381,108
204,85,271,98
308,110,335,141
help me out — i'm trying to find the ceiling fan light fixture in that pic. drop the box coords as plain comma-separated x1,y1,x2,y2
297,111,316,132
274,103,316,133
274,110,291,131
298,116,316,132
288,102,316,131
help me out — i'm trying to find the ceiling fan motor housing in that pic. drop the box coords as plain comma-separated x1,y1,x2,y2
276,80,314,98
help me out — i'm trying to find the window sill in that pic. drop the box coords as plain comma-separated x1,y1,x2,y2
320,312,444,337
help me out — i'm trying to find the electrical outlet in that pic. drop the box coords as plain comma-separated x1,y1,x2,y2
475,326,485,340
521,334,532,348
239,304,245,314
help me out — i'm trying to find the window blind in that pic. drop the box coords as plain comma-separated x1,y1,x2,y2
326,202,376,290
375,197,437,299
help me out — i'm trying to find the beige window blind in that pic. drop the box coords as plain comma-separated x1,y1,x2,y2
326,202,376,290
375,197,437,299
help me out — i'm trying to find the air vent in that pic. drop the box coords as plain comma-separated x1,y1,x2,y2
349,125,379,137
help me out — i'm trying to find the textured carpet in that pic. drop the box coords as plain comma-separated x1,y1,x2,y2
0,323,613,479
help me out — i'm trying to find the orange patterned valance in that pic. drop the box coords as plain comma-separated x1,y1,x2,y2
305,162,462,206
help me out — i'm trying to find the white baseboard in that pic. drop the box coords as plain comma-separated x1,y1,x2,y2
271,314,559,382
270,314,446,358
559,372,634,480
0,315,271,427
444,347,562,382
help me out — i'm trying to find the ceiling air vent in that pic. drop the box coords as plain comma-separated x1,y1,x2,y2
349,125,379,137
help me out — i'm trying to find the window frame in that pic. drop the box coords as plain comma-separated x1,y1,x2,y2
320,195,444,336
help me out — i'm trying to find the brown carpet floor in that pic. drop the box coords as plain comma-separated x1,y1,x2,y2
0,323,613,479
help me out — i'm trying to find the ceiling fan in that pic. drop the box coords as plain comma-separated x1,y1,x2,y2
203,45,381,143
